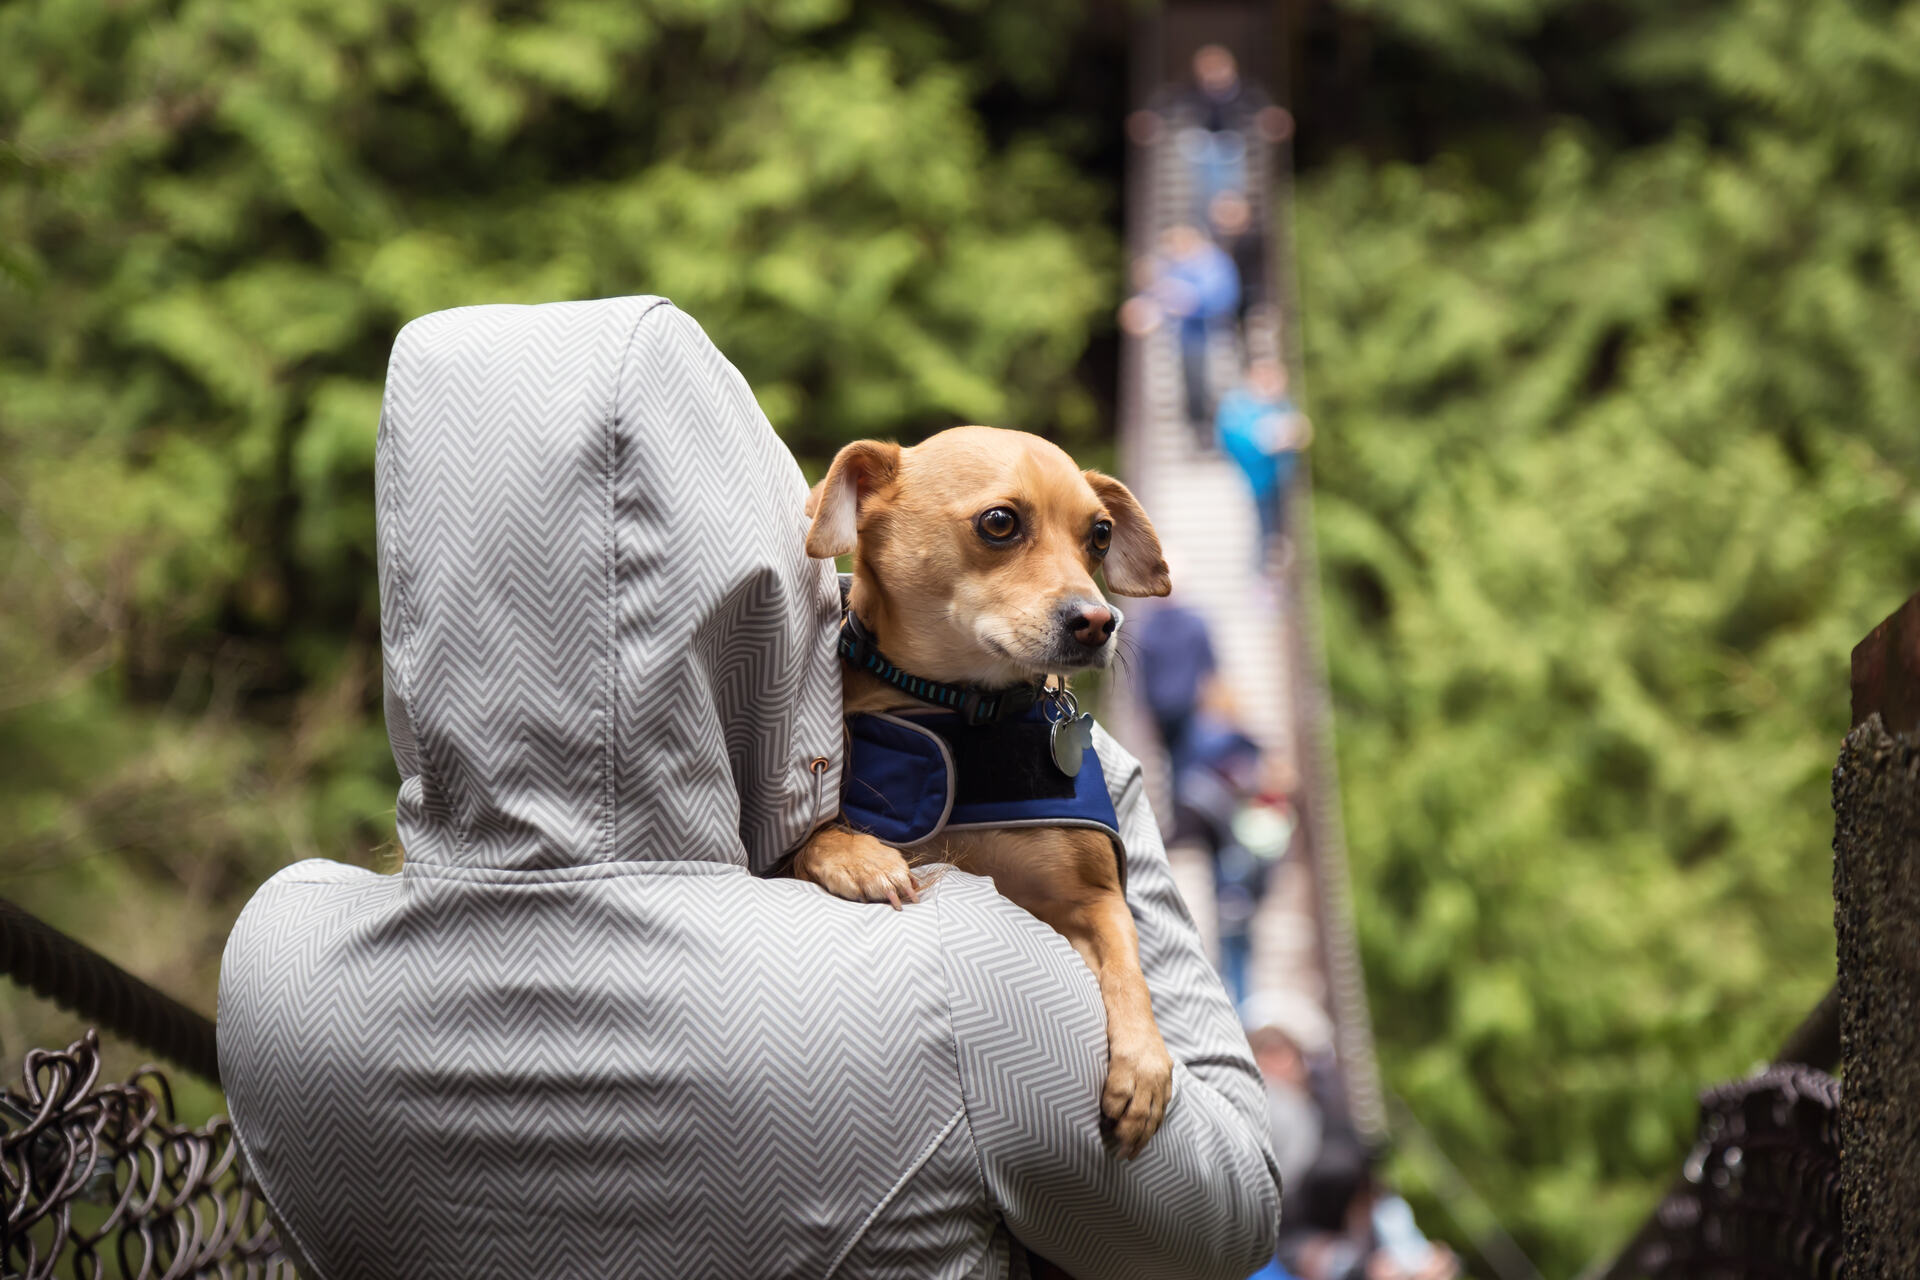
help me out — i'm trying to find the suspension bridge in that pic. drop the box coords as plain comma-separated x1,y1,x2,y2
1106,6,1385,1152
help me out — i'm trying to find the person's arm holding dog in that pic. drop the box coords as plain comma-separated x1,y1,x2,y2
1101,726,1279,1144
927,732,1283,1280
932,866,1282,1280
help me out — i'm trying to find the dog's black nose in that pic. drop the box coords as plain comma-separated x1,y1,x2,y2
1067,605,1117,649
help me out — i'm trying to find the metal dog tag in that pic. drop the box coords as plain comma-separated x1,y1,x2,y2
1043,688,1092,777
1049,714,1094,778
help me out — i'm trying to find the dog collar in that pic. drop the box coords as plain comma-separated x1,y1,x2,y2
838,612,1047,727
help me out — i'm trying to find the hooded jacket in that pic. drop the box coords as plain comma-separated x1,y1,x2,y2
217,297,1282,1280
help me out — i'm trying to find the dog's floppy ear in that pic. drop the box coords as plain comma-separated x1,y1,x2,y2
806,440,901,559
1083,470,1170,596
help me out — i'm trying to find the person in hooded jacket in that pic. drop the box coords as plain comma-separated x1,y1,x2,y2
217,297,1284,1280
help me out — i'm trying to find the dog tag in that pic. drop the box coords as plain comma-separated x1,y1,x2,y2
1049,713,1094,778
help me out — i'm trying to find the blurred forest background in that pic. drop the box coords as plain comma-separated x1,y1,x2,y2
4,0,1918,1274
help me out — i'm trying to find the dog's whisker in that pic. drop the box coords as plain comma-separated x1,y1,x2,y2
1105,632,1143,678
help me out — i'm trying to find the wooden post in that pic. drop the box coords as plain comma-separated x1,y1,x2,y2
1835,590,1920,1276
1850,591,1920,734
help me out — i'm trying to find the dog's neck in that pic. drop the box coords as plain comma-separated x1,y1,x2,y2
843,575,1053,714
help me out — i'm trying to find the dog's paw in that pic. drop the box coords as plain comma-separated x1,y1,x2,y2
1102,1033,1174,1160
794,827,919,910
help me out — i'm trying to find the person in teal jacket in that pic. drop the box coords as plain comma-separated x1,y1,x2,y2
1215,358,1312,570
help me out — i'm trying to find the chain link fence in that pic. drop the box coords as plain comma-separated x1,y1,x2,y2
1,1030,288,1279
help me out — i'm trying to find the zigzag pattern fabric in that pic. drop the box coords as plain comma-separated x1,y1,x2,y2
217,298,1282,1279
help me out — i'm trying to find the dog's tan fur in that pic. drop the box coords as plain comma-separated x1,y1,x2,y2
793,426,1175,1159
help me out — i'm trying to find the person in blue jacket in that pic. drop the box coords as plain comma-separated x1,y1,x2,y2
1135,597,1218,788
1215,357,1312,570
1123,225,1242,443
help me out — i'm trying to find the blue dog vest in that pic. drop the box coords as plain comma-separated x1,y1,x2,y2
840,706,1124,867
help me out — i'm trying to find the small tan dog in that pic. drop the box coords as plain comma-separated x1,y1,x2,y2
794,426,1175,1158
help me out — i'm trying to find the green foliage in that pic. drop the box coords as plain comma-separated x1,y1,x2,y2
1299,0,1920,1269
0,0,1112,1077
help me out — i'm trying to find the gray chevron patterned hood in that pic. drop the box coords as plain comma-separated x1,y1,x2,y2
377,296,843,872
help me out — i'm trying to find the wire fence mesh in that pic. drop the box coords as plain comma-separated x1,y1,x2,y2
1,1030,288,1280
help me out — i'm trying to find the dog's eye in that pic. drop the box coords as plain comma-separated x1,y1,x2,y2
976,507,1021,543
1090,520,1114,557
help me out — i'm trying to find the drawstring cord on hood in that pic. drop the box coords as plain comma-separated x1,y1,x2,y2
809,755,832,825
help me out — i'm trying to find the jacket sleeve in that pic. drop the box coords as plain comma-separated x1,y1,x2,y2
931,727,1283,1280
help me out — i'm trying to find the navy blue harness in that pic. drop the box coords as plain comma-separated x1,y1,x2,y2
839,705,1125,882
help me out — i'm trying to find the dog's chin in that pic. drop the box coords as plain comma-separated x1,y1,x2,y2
1053,645,1114,673
986,638,1113,682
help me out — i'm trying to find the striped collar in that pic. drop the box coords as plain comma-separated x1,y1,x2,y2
837,612,1046,727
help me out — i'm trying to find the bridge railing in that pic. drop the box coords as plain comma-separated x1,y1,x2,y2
1593,588,1920,1278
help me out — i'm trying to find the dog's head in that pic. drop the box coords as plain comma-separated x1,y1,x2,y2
806,426,1169,686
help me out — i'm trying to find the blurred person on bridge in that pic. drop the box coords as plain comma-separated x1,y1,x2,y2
1135,595,1218,786
1278,1135,1460,1280
1139,600,1300,1006
1247,990,1460,1280
1129,45,1295,222
1208,188,1268,326
1242,991,1332,1194
1216,357,1312,571
1120,225,1240,445
1167,697,1295,1008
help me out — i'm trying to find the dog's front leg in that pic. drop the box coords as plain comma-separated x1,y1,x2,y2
949,829,1176,1159
793,825,919,910
1070,891,1174,1160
